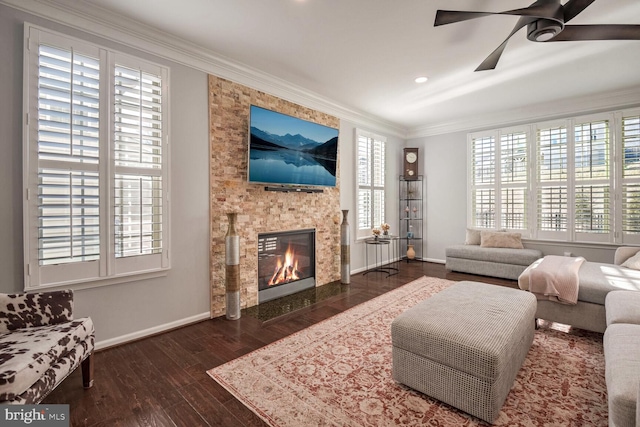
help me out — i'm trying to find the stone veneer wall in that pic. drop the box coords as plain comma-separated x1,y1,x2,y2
209,75,342,317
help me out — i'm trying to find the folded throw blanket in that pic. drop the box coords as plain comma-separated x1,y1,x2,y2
528,255,585,305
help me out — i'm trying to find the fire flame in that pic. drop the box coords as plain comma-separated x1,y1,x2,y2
268,244,300,286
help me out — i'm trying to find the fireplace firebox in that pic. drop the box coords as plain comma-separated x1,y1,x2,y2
258,229,316,303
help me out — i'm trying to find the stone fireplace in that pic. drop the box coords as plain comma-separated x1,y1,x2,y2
258,229,316,303
208,75,341,317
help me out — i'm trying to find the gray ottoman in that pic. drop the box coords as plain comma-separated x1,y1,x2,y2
391,281,537,423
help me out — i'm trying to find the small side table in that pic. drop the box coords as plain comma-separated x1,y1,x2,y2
364,236,399,277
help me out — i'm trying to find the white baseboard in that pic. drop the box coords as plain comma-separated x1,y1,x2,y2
350,257,446,275
95,311,211,351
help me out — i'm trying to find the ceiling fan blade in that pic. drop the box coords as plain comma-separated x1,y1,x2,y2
475,17,536,71
561,0,597,23
435,3,563,27
434,10,494,26
549,25,640,41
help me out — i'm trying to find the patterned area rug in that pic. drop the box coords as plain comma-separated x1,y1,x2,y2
207,276,607,426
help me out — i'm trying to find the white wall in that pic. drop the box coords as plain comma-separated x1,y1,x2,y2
0,5,211,348
406,132,468,263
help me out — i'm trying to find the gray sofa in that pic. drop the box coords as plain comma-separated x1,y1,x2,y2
446,244,543,280
604,290,640,427
519,246,640,333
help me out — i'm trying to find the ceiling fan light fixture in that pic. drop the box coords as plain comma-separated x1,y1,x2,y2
527,19,563,42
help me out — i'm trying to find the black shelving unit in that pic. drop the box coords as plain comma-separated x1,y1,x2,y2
399,175,424,261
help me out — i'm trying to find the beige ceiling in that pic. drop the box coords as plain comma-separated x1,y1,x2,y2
27,0,640,135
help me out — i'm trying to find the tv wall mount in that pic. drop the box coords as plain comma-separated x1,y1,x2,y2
264,186,324,193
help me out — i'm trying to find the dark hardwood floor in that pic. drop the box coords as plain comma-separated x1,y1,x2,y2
44,262,518,427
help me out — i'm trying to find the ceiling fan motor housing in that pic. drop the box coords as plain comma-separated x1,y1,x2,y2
527,18,564,42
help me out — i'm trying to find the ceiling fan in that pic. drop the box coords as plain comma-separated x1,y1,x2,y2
434,0,640,71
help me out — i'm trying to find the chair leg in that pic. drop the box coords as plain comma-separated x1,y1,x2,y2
82,353,94,389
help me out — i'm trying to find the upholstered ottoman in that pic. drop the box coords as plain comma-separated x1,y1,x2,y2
391,281,536,423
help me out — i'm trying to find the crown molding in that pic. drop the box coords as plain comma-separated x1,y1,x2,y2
407,86,640,139
1,0,407,139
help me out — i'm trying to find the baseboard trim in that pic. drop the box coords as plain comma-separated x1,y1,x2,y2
95,312,211,351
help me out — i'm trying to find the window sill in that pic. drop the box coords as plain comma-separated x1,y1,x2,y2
24,268,170,293
521,239,620,250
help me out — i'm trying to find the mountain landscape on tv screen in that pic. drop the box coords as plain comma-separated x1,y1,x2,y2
250,127,338,162
249,126,338,186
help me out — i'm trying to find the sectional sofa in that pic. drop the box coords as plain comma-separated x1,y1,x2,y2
518,246,640,426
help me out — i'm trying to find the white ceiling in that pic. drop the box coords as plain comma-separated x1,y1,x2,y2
22,0,640,135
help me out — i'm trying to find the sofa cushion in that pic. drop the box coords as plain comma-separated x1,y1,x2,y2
0,290,73,333
577,262,640,305
0,317,94,401
606,290,640,326
446,245,542,266
604,323,640,427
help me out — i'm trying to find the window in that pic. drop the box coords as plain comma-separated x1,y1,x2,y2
23,25,170,290
535,117,612,242
469,109,637,245
469,128,528,232
356,129,386,239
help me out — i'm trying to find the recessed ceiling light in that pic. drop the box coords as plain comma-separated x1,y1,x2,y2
414,76,428,83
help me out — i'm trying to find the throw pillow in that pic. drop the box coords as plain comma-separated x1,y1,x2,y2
480,231,524,249
465,228,507,245
621,251,640,270
465,228,482,245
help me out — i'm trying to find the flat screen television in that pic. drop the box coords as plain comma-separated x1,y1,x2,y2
248,105,339,187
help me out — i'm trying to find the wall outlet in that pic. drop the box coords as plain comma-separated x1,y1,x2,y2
564,251,572,257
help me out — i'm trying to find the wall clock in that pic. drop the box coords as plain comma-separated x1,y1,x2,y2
403,148,419,180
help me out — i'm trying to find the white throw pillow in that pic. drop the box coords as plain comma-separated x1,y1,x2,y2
480,231,524,249
621,251,640,270
465,228,482,245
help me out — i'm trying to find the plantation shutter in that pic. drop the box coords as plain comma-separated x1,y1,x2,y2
500,132,527,230
574,119,611,242
536,125,568,239
113,65,164,258
37,45,102,266
357,134,371,231
621,114,640,243
470,135,496,228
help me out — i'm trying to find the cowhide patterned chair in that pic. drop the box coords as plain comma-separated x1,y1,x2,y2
0,290,94,404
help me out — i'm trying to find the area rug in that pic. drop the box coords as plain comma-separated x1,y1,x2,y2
207,276,607,426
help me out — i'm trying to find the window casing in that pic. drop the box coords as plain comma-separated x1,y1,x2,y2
469,108,639,245
356,129,386,239
23,24,170,290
